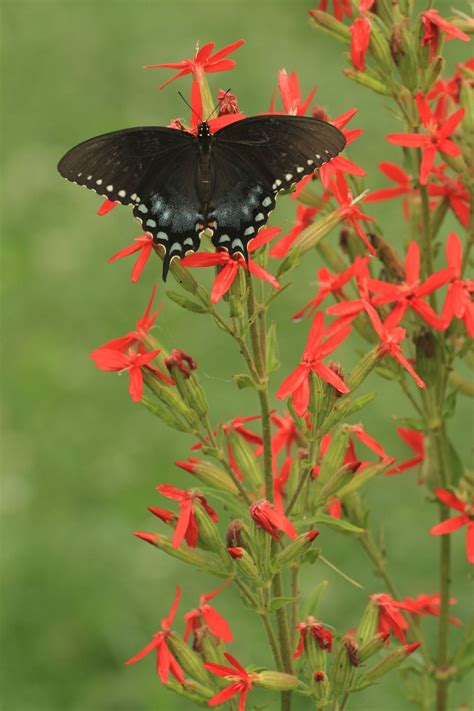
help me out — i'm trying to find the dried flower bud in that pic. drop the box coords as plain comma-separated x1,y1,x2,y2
217,88,239,115
226,519,245,548
312,670,330,704
165,349,197,378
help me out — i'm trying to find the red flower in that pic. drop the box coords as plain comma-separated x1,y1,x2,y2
156,484,218,548
329,173,375,254
292,259,362,321
327,497,342,519
217,88,240,116
370,593,410,644
125,585,184,684
293,617,334,659
441,233,474,337
98,198,118,216
430,489,474,565
204,653,257,711
421,9,469,61
320,110,366,188
273,455,292,512
365,162,416,220
226,414,263,446
347,424,389,460
270,205,320,258
108,234,155,283
91,286,161,353
401,593,461,627
428,168,469,227
276,312,351,416
90,346,171,402
350,17,372,71
365,303,426,388
276,69,317,116
183,579,233,644
250,498,297,541
165,349,197,378
325,256,372,325
367,241,453,329
387,93,465,185
145,39,245,89
181,227,281,303
185,81,246,135
387,428,425,475
310,0,352,22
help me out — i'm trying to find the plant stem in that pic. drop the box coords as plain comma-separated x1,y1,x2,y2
290,566,299,647
233,579,283,671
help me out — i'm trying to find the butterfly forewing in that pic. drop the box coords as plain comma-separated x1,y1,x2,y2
57,127,194,207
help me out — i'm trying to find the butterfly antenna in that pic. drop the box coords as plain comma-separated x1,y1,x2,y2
178,90,202,124
205,89,231,122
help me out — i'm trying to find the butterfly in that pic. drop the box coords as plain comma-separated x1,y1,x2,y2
58,115,346,279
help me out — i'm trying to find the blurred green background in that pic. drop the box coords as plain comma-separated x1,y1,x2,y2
2,1,472,709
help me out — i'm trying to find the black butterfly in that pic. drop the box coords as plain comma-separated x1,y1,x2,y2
58,116,346,279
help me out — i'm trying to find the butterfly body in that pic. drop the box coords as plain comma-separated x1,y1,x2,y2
58,115,346,278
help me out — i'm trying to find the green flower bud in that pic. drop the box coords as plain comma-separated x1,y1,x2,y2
255,671,302,691
167,633,212,686
273,530,320,571
309,9,351,42
166,290,209,313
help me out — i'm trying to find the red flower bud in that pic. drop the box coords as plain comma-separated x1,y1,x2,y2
165,349,197,378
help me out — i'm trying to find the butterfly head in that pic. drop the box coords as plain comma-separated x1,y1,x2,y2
197,122,212,139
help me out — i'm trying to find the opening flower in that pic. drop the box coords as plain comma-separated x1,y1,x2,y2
183,579,233,644
387,93,465,185
146,39,245,89
420,9,469,61
204,653,258,710
156,484,218,548
90,345,172,402
292,259,362,321
250,498,297,541
400,593,461,626
125,585,184,684
276,312,351,416
329,173,375,254
370,593,411,644
430,489,474,565
181,227,281,302
275,69,317,116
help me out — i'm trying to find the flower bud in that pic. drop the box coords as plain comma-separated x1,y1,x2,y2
193,502,229,565
331,634,359,697
362,643,421,682
170,259,199,294
311,670,330,705
166,290,209,313
357,599,378,644
294,210,341,254
336,458,393,498
254,671,302,691
343,492,369,529
133,532,209,569
317,427,351,487
225,429,263,493
343,68,392,96
460,77,474,134
176,458,239,495
164,678,214,704
368,15,393,73
273,531,320,571
422,56,445,95
309,9,351,41
370,234,406,281
390,21,419,91
141,395,193,433
142,371,199,428
358,632,390,662
228,547,266,586
148,506,176,525
167,633,212,686
316,465,354,506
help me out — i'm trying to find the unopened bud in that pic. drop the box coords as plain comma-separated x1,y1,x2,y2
294,210,342,254
332,634,358,696
460,77,474,133
226,519,245,548
142,372,199,428
273,530,320,571
166,290,208,313
133,532,209,569
359,632,390,662
228,547,265,586
316,465,354,506
170,259,199,294
141,395,193,433
309,9,351,41
370,234,405,281
368,15,393,73
148,506,176,525
167,633,211,686
193,503,229,565
343,68,392,96
255,671,301,691
422,56,445,95
317,427,351,487
363,642,421,682
357,599,378,644
175,458,239,495
225,429,263,492
312,670,330,704
390,21,419,91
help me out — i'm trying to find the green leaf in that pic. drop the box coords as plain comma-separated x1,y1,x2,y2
266,321,280,373
312,512,365,534
303,580,329,617
268,596,295,613
233,373,258,390
443,388,459,419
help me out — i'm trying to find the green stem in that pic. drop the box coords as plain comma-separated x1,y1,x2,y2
234,579,283,671
290,566,299,647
